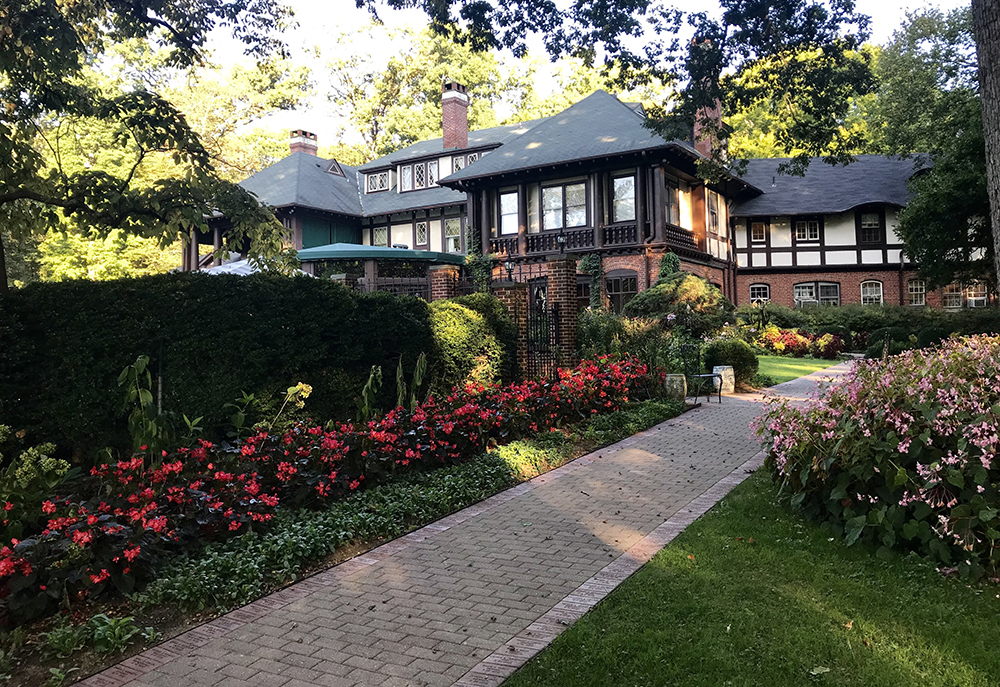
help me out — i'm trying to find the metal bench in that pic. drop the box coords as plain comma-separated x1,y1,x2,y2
681,343,722,404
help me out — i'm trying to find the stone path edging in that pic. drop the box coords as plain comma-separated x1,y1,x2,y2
451,450,766,687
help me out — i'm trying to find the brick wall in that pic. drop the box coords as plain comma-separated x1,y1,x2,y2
547,256,578,365
493,281,529,376
736,269,948,308
429,265,460,301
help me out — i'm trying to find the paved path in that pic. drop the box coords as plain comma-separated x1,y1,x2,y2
80,363,851,687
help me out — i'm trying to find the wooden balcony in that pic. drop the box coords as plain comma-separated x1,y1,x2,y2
488,221,700,258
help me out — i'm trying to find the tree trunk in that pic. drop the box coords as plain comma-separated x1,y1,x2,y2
0,231,8,296
973,0,1000,292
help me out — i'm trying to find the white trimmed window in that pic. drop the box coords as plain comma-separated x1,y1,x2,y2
499,191,519,235
966,282,988,308
453,156,465,172
861,280,883,306
795,220,820,241
416,222,428,246
751,222,766,243
366,172,388,193
400,165,413,192
414,163,426,189
908,279,926,306
943,283,963,308
444,218,462,253
427,160,438,186
793,283,816,304
612,175,636,223
373,227,388,247
466,152,479,165
749,284,770,304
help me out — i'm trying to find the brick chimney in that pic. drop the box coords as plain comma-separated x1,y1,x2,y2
693,100,723,158
441,81,469,150
289,129,318,156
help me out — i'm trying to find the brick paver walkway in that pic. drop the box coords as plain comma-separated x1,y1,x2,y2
80,364,851,687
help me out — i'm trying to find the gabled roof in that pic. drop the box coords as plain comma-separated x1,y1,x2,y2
439,90,704,185
732,155,927,217
358,118,549,172
239,152,363,216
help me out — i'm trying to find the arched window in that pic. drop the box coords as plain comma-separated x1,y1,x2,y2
907,279,926,306
749,284,770,304
861,280,883,306
605,269,638,314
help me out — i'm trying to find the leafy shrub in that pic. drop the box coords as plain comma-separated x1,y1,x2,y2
41,620,88,658
736,302,810,330
450,292,518,382
812,324,852,350
809,333,846,360
755,335,1000,579
578,310,627,359
0,429,76,542
916,326,951,349
865,339,914,359
428,300,504,395
656,252,681,282
868,327,910,346
756,325,812,357
750,372,776,388
0,356,649,623
622,272,733,337
88,614,140,654
0,274,434,458
703,339,759,385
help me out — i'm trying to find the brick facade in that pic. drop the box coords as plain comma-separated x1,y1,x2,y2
547,256,579,365
429,264,460,301
736,268,946,308
492,281,529,376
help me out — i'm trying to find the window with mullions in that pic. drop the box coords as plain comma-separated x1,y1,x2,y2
861,280,883,306
666,180,680,225
967,282,988,308
542,182,587,230
908,279,926,306
366,172,388,193
860,211,882,243
499,191,519,235
795,219,820,241
605,270,638,314
612,175,635,223
414,163,426,189
943,283,963,308
576,277,591,313
373,227,388,247
749,284,770,303
453,156,465,172
708,191,720,234
415,222,428,246
793,283,816,304
444,218,462,253
427,160,438,186
751,222,766,243
818,283,840,305
400,165,413,192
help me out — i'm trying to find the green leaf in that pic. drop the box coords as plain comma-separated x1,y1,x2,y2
946,470,964,488
979,508,997,523
845,515,866,546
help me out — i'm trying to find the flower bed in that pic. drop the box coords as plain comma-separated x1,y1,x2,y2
0,356,647,624
754,335,1000,578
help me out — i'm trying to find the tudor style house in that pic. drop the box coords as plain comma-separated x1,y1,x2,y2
192,81,990,311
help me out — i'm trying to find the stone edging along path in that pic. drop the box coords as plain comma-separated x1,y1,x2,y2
78,363,851,687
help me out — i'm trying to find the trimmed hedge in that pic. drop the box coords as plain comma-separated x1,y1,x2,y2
703,339,759,385
0,274,442,457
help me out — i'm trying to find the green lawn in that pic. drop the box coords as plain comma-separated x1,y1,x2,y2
758,355,840,385
505,472,1000,687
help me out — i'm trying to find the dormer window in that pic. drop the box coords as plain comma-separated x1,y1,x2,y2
467,152,478,164
428,160,438,186
795,219,820,241
401,165,413,192
453,155,465,172
366,172,389,193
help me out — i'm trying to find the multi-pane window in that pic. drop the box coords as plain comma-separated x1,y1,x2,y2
576,277,592,313
427,160,438,186
908,279,926,306
453,156,465,172
499,191,519,235
467,152,479,164
751,222,766,243
414,163,426,189
400,165,413,192
605,271,638,314
612,175,635,223
966,282,988,308
366,172,389,192
444,218,462,253
819,283,840,305
795,220,820,241
861,280,883,306
416,222,428,246
708,191,720,234
793,283,816,304
749,284,770,303
860,212,882,243
666,180,680,225
542,182,587,230
373,227,388,247
943,283,964,308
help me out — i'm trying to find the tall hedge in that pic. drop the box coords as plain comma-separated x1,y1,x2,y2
0,274,434,457
428,295,517,396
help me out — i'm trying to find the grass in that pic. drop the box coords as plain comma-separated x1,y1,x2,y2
505,471,1000,687
758,355,840,385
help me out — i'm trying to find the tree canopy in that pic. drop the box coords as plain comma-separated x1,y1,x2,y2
0,0,297,292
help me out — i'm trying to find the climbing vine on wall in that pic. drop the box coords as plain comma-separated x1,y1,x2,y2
579,254,604,310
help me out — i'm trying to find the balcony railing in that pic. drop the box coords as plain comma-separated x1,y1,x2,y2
603,223,638,247
488,222,699,258
664,223,699,251
526,227,595,254
490,235,519,256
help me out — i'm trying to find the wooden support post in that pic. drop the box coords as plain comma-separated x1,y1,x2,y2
652,165,666,243
595,172,605,248
635,166,646,243
517,182,528,256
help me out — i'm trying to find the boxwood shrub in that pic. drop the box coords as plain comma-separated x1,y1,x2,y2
703,339,759,385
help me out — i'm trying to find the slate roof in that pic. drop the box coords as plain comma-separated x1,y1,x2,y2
439,90,705,185
358,119,548,172
239,152,363,216
732,155,926,216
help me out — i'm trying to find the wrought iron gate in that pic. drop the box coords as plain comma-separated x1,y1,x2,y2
526,279,560,378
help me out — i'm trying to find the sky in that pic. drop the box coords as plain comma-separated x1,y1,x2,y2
207,0,973,150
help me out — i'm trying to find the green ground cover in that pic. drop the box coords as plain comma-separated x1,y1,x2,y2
506,472,1000,687
758,355,840,385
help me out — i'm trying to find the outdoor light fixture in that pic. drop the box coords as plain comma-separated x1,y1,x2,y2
504,260,514,280
556,231,567,254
